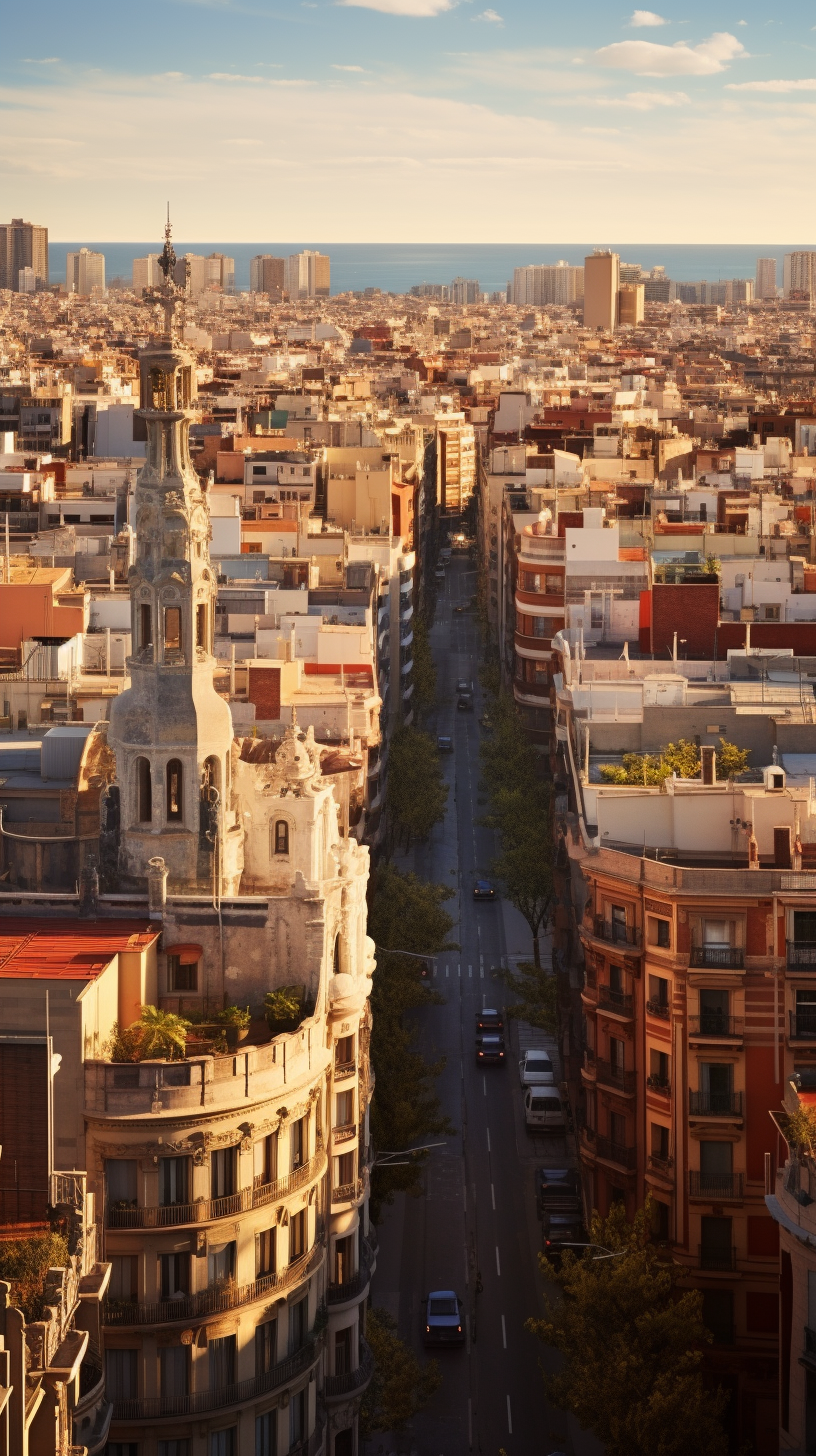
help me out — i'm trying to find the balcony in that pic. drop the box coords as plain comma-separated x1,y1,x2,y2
594,1136,637,1170
103,1245,324,1328
323,1339,374,1402
327,1234,376,1307
106,1147,326,1228
788,942,816,968
592,917,641,949
332,1123,357,1145
689,946,744,970
581,1048,597,1078
331,1177,364,1207
790,1013,816,1041
333,1059,356,1081
688,1091,743,1118
688,1015,744,1040
597,986,634,1018
112,1331,324,1421
689,1171,744,1200
698,1244,737,1272
646,1074,671,1098
646,998,670,1020
647,1154,674,1177
595,1059,636,1096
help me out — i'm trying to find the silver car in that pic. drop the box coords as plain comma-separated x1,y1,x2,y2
519,1049,555,1087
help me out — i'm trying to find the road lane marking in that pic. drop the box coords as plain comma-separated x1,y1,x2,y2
496,1246,501,1276
501,1314,507,1349
446,966,449,978
464,1243,469,1286
468,964,472,977
458,964,461,978
483,1075,487,1096
507,1395,513,1434
468,1396,473,1446
491,1183,495,1210
486,1128,491,1152
480,965,484,978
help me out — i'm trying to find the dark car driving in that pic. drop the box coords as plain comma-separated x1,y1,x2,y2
476,1032,506,1065
424,1290,465,1346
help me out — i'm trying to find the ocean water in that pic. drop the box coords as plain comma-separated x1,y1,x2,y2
49,242,812,297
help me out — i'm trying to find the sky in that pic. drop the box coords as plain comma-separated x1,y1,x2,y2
1,0,815,243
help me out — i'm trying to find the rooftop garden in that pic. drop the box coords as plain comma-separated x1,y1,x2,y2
105,989,313,1063
0,1232,69,1322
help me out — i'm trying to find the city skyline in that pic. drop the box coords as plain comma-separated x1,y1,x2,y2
1,0,815,241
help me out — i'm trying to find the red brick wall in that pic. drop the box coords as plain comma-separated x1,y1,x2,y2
745,1043,782,1181
650,583,719,659
248,665,281,720
0,1043,49,1223
715,622,816,657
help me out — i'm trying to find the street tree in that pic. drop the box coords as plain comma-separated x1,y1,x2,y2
528,1198,728,1456
385,725,448,852
410,614,437,718
360,1307,441,1436
499,958,557,1031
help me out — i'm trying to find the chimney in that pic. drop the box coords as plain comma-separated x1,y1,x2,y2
701,745,716,784
774,825,792,869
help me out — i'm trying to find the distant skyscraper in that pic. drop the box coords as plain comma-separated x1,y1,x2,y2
618,282,645,328
250,255,285,297
132,254,161,294
783,252,816,300
206,252,235,293
17,267,36,294
449,276,480,305
66,247,105,296
512,262,583,307
285,250,330,299
0,218,48,292
584,251,619,331
755,258,777,300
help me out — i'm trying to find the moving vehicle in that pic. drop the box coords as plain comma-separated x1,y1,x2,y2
436,734,453,753
457,693,473,711
524,1086,565,1131
424,1290,465,1346
473,880,496,901
456,678,472,694
519,1049,555,1087
475,1007,503,1032
536,1166,584,1267
476,1032,506,1064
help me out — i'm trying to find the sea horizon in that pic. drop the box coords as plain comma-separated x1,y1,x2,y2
47,242,814,297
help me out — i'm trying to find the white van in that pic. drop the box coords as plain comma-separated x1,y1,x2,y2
524,1086,565,1132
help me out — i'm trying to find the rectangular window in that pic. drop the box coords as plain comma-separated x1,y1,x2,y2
210,1431,236,1456
159,1442,191,1456
335,1034,355,1070
253,1133,278,1189
701,1289,734,1344
289,1209,307,1261
648,975,669,1008
255,1319,277,1378
256,1228,276,1278
106,1159,137,1209
167,953,197,992
159,1157,189,1206
699,988,729,1034
651,1123,669,1160
610,905,628,940
289,1390,306,1448
700,1216,733,1270
159,1347,189,1398
255,1411,277,1456
336,1090,354,1128
609,1111,627,1147
289,1296,307,1353
334,1234,354,1286
139,604,152,648
211,1147,237,1199
164,607,182,654
334,1150,355,1191
656,919,670,948
700,1063,733,1111
208,1335,236,1391
109,1255,138,1301
159,1252,190,1299
208,1241,236,1286
290,1116,307,1172
590,594,604,630
609,1037,625,1074
334,1325,353,1377
196,603,208,650
544,573,562,595
105,1349,138,1401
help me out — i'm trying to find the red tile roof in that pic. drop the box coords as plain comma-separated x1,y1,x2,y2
0,919,159,980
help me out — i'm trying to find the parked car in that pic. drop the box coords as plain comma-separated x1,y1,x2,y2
473,880,496,901
475,1007,503,1032
476,1032,506,1065
436,734,453,753
519,1049,555,1087
524,1087,565,1132
457,693,473,711
535,1166,580,1219
435,568,446,582
424,1290,465,1346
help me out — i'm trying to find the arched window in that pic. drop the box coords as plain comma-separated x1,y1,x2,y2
164,606,182,655
166,760,183,821
136,757,152,823
273,820,289,856
139,603,152,650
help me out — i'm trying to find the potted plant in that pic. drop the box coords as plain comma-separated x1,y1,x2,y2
134,1005,191,1061
264,986,305,1035
218,1004,252,1049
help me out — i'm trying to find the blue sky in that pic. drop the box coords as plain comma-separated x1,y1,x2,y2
1,0,814,241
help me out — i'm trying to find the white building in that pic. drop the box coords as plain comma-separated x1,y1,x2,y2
755,257,777,300
67,247,106,296
285,252,331,299
512,262,584,307
783,252,816,300
132,254,161,294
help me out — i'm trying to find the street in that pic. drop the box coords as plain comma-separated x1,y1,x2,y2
368,555,602,1456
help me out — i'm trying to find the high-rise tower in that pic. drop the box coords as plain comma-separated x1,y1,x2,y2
109,220,242,891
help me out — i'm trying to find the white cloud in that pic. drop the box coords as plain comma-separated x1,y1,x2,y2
208,71,265,81
22,56,61,63
596,88,690,108
474,7,503,21
726,77,816,92
337,0,453,14
595,31,744,75
629,10,668,27
331,63,368,70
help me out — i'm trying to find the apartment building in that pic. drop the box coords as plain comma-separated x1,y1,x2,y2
0,218,48,292
250,257,285,299
67,249,106,297
511,263,584,308
756,260,777,301
436,415,475,517
553,698,816,1452
766,1076,816,1452
583,252,619,333
284,254,330,301
133,255,162,294
783,253,816,301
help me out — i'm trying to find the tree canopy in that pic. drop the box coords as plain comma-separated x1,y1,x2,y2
599,737,749,786
528,1198,728,1456
410,613,437,718
361,1307,441,1436
499,958,557,1032
368,866,457,1216
385,725,449,851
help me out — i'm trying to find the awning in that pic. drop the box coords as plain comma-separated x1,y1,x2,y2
165,943,203,964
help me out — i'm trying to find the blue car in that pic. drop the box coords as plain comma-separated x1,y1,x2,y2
473,880,496,901
424,1290,465,1346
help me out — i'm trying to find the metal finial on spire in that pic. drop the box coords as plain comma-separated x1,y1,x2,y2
145,209,184,342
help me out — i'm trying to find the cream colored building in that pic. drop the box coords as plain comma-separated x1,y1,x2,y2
583,251,619,332
67,248,106,297
618,282,644,329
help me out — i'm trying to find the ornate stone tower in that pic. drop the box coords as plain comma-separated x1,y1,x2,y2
109,221,242,891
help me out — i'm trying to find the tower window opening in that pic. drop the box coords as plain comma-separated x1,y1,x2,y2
196,603,208,651
139,603,152,649
167,760,183,820
274,820,289,856
136,757,152,823
165,607,182,655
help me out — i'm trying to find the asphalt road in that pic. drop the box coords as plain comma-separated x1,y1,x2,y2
368,556,601,1456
